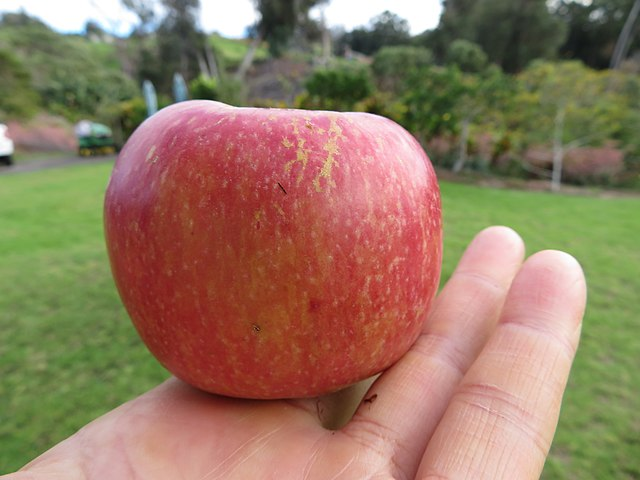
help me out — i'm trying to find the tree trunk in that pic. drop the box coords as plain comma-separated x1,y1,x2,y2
551,106,566,192
204,40,220,79
235,33,263,81
452,117,470,173
610,0,640,69
319,6,331,66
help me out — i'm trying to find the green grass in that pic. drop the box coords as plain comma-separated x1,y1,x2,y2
1,164,639,477
210,33,269,69
0,163,169,471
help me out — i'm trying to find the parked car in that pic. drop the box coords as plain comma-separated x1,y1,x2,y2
0,123,14,166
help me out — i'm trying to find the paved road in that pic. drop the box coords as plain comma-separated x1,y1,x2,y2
0,154,116,175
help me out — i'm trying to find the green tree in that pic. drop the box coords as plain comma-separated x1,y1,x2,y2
189,75,218,100
121,0,157,35
401,66,465,140
445,39,488,73
555,0,640,69
432,0,566,72
236,0,328,79
516,61,635,190
339,11,411,55
371,46,433,92
299,65,374,111
0,13,136,119
450,66,515,172
0,49,40,118
610,0,640,69
156,0,205,91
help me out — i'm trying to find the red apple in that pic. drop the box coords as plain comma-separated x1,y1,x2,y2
104,100,442,399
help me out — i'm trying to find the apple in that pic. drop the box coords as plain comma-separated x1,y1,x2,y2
104,100,442,399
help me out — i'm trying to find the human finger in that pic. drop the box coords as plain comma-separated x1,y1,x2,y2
344,226,525,478
417,250,586,479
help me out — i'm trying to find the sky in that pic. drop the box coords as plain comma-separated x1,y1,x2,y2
0,0,442,38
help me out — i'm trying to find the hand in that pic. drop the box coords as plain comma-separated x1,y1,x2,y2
7,226,586,480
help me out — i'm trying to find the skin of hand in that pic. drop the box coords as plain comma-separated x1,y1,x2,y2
4,226,587,480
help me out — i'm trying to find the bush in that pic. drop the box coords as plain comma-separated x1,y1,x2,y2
372,46,433,92
299,65,374,111
112,97,148,141
353,92,407,124
401,66,465,138
189,75,218,100
216,77,247,106
0,49,40,119
564,146,625,185
189,74,247,106
446,39,488,73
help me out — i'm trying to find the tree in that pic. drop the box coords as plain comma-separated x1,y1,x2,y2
121,0,157,35
339,11,411,56
450,65,514,172
555,0,640,69
445,39,488,73
401,66,466,141
0,49,40,118
155,0,205,92
236,0,328,80
299,65,374,111
371,46,433,92
516,61,632,190
610,0,640,69
431,0,566,72
0,12,137,119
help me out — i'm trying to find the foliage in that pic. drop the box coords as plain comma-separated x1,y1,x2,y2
554,0,640,69
431,0,566,72
371,46,433,93
353,92,407,124
209,34,268,70
155,0,206,91
401,66,467,139
189,75,218,100
0,14,137,121
252,0,329,56
121,0,157,35
339,10,412,55
214,77,248,106
516,60,637,149
110,97,149,140
299,65,374,111
0,49,40,119
445,39,488,73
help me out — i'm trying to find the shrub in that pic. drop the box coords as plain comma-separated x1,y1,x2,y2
299,66,374,111
564,146,625,185
113,97,148,141
0,49,40,119
372,46,433,92
189,75,218,100
446,39,488,73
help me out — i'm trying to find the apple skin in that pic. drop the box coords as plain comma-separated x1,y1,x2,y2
104,100,442,399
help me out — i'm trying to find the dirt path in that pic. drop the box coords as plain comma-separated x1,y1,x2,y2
0,154,116,175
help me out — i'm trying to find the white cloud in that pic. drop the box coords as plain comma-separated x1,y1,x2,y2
0,0,441,38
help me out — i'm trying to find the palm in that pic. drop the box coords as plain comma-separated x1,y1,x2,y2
13,227,586,480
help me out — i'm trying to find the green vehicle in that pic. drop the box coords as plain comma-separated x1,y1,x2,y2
75,121,116,156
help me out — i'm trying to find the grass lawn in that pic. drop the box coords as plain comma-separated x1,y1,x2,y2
1,162,639,477
209,33,269,69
